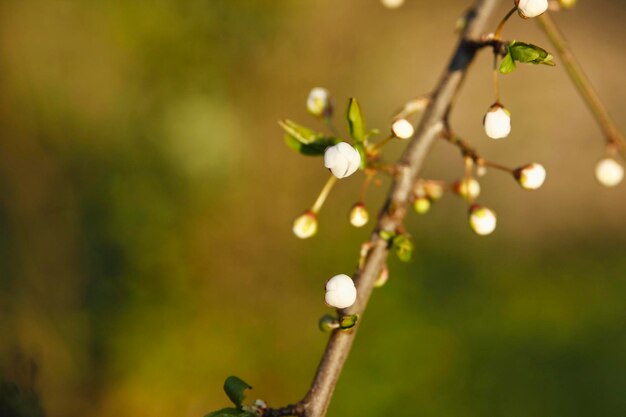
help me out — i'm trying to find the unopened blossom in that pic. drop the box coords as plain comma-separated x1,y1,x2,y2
292,211,318,239
325,274,357,309
515,163,547,190
516,0,549,18
381,0,405,9
414,197,431,214
349,203,369,228
324,142,361,179
595,158,624,187
484,104,512,139
454,178,481,201
391,118,415,140
469,205,497,236
306,87,332,118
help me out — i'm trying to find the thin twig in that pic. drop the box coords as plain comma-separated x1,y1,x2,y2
536,13,626,157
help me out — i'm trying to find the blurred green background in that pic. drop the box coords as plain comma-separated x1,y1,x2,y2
1,1,625,416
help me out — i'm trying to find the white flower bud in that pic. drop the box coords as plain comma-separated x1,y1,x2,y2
349,203,369,228
391,118,415,140
292,211,318,239
306,87,332,118
325,274,357,309
381,0,405,9
595,158,624,187
516,0,549,18
454,178,481,201
483,104,512,140
324,142,361,179
515,163,547,190
468,205,497,236
414,197,431,215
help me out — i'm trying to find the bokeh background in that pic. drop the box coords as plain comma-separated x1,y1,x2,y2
1,0,625,416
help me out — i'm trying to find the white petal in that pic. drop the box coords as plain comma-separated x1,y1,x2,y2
517,0,549,18
324,145,339,169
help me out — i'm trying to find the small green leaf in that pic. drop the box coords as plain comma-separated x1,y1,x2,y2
279,119,341,156
278,119,319,144
339,314,359,330
499,48,517,74
505,41,555,69
223,376,252,408
319,314,338,332
284,135,339,156
346,98,366,143
392,235,414,263
205,408,256,417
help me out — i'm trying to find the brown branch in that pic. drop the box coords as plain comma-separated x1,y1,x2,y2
536,13,626,156
264,1,501,416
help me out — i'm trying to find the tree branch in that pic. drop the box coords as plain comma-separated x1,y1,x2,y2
536,13,626,156
265,1,501,416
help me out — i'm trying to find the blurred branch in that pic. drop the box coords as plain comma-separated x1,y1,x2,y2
537,13,626,157
264,1,500,416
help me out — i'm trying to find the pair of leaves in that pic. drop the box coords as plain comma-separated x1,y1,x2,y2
380,231,414,262
280,119,340,156
204,377,256,417
280,98,377,167
499,41,555,74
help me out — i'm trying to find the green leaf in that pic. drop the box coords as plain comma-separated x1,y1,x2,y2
339,314,359,330
223,376,252,408
278,119,319,144
379,230,396,242
205,408,256,417
346,98,366,143
279,119,341,156
499,48,517,74
499,41,555,74
284,135,339,156
392,235,414,263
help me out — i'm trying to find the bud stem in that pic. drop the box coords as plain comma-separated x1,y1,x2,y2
358,172,375,201
324,115,339,136
369,135,394,154
311,175,338,214
483,160,514,173
494,6,517,40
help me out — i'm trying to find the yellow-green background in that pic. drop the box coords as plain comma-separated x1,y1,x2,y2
1,1,625,416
